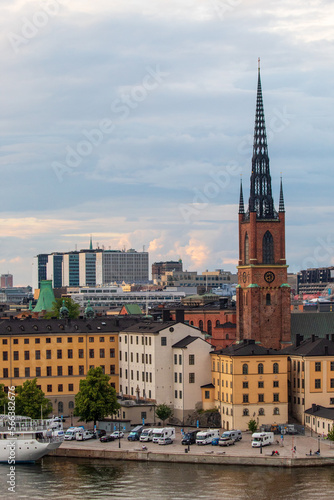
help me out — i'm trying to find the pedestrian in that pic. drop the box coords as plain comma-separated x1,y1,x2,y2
309,449,312,456
294,445,296,452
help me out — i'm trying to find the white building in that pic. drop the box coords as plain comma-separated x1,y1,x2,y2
119,322,213,422
96,249,149,284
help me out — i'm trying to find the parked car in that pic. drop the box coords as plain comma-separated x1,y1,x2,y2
93,429,106,439
100,434,115,443
181,430,200,446
158,437,173,445
219,436,235,447
110,431,124,439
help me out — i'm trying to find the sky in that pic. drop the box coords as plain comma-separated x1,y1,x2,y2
1,0,334,286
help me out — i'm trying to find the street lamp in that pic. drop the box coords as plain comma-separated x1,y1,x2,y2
318,435,320,454
118,421,121,449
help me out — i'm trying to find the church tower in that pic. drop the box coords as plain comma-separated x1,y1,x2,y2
236,61,291,350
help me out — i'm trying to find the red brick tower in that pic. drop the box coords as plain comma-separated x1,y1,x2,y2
236,62,291,349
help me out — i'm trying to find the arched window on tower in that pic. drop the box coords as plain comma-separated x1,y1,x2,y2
266,293,271,305
207,320,212,336
255,177,260,195
245,233,249,265
263,231,274,264
254,199,260,217
199,320,203,331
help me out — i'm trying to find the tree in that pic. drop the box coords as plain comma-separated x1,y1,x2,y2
0,384,8,411
74,367,120,426
45,297,80,319
327,425,334,441
248,419,258,433
155,404,172,426
15,379,53,419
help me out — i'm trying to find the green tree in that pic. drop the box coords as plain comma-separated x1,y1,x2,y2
45,297,80,319
15,379,53,419
327,425,334,441
0,384,8,411
248,419,258,433
155,404,172,425
74,367,120,426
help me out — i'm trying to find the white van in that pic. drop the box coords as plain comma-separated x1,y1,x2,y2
64,426,84,441
196,429,220,445
152,427,175,443
140,429,153,442
251,432,274,447
76,430,94,441
221,430,242,442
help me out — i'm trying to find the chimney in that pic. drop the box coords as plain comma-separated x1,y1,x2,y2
175,309,185,324
326,334,330,340
162,309,171,322
311,334,316,343
296,334,301,347
332,334,334,342
312,403,317,413
324,345,329,355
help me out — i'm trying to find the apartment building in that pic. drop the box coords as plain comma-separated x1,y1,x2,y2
210,340,288,431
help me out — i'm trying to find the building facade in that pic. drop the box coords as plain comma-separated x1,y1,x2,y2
1,274,13,288
152,260,183,281
236,64,291,350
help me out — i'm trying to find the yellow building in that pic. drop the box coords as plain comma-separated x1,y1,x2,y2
0,318,120,416
210,340,288,431
286,335,334,424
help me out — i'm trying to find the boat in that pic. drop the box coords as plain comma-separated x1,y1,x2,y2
0,415,64,463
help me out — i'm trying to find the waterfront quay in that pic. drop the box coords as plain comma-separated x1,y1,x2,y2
50,430,334,468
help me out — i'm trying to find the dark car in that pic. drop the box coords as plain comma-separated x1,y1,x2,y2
94,429,106,439
100,434,115,443
181,430,200,446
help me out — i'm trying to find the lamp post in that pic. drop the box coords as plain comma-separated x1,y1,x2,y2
318,435,320,454
118,421,121,449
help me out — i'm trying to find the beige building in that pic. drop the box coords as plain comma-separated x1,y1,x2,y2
304,404,334,437
285,335,334,424
118,322,212,422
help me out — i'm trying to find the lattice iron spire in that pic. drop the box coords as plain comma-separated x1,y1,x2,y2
239,177,245,214
248,59,276,219
279,176,285,212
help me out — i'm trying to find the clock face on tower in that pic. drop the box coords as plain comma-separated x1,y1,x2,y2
264,271,275,284
242,272,247,283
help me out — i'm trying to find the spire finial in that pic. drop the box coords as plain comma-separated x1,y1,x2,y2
279,175,285,212
258,57,260,72
239,176,245,214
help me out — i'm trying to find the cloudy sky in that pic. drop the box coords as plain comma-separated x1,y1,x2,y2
1,0,334,286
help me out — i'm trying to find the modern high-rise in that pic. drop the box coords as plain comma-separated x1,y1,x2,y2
47,254,63,288
32,254,49,291
96,249,149,284
0,274,13,288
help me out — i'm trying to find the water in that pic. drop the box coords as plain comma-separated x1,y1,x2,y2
1,457,334,499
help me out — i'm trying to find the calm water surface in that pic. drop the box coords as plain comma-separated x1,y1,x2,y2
1,457,334,499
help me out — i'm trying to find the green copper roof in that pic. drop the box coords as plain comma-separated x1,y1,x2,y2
280,283,291,288
123,304,143,315
247,284,260,288
33,280,56,313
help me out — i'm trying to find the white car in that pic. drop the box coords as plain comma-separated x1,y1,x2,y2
110,431,124,439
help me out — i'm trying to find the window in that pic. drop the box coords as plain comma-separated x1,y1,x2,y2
100,349,105,358
174,373,177,383
35,350,41,360
174,354,177,365
57,338,62,343
79,366,84,375
330,398,334,405
244,233,249,264
179,391,182,399
263,231,274,264
189,354,195,365
179,355,182,365
35,338,40,344
24,338,29,344
266,293,271,306
179,373,182,383
67,337,72,343
68,384,74,392
2,352,8,361
89,337,94,343
258,394,264,402
331,361,334,371
315,379,321,389
110,365,115,375
78,349,84,358
243,394,249,403
13,351,19,361
243,408,249,416
36,367,41,377
99,337,105,342
47,366,52,376
199,320,203,330
273,393,279,402
189,373,195,383
205,390,210,399
57,350,62,359
258,381,264,388
100,366,105,374
110,348,115,358
68,366,73,376
273,363,279,374
175,390,178,398
68,349,73,359
242,364,248,375
331,379,334,389
46,350,52,359
315,362,321,372
47,385,52,392
46,338,51,343
273,381,279,388
57,366,63,376
258,363,264,374
243,382,248,389
14,368,19,377
273,407,280,416
13,339,18,345
3,368,8,378
89,349,94,358
161,337,167,346
258,408,265,415
78,337,84,343
109,336,115,342
58,384,63,392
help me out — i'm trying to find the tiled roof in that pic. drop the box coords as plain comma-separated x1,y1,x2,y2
291,312,334,339
213,340,280,356
200,383,215,389
281,336,334,356
305,405,334,421
172,335,198,348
